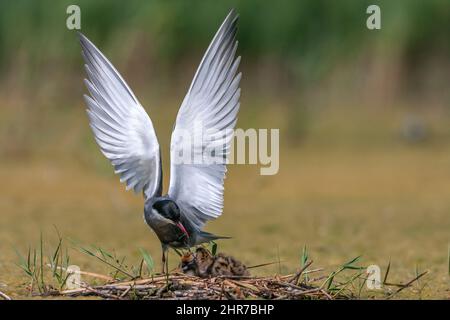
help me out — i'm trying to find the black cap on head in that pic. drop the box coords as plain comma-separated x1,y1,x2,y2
152,199,180,221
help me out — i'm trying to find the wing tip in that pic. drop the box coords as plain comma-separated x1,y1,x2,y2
77,31,85,40
227,8,239,21
219,9,239,37
78,32,90,51
78,31,94,47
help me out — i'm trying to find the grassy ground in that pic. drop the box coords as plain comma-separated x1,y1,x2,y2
0,105,449,299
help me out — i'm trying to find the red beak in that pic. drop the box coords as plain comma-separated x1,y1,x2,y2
176,222,189,238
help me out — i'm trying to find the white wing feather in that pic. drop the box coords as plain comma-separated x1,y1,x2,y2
168,10,241,229
80,33,162,199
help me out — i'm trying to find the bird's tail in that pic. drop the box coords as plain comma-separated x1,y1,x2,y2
196,231,231,244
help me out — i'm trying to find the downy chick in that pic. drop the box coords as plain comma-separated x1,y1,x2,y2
180,247,250,278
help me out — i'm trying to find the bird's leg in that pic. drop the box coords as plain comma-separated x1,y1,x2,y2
161,246,167,274
163,249,170,287
165,251,169,275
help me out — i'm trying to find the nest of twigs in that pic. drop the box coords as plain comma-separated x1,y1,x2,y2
15,257,428,300
11,235,430,300
55,259,352,300
59,272,338,300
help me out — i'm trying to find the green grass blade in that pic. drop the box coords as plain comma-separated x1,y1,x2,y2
301,245,308,267
139,248,154,275
383,259,391,285
210,241,218,256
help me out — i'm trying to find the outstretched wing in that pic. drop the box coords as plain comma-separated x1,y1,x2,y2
168,10,241,229
80,33,162,199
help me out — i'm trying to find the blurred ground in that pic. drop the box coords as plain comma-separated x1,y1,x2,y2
1,104,449,299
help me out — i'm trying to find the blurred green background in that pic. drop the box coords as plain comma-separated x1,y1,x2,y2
0,0,449,299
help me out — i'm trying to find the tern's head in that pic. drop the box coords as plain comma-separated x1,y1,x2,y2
152,198,181,221
150,197,189,238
